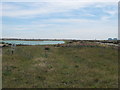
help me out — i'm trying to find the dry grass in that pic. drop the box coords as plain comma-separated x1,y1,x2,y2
2,45,118,88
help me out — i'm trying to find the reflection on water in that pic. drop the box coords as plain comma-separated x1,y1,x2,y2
1,40,65,45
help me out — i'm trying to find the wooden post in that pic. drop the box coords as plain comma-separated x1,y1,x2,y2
11,44,16,55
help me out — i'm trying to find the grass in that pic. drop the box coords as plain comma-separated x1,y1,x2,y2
2,45,118,88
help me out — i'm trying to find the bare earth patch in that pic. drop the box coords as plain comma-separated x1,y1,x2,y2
34,57,47,67
34,57,45,62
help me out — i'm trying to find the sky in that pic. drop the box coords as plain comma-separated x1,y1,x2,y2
1,0,118,40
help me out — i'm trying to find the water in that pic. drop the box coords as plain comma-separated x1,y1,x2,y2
1,40,65,45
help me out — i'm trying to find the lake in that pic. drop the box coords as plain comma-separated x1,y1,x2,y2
0,40,65,45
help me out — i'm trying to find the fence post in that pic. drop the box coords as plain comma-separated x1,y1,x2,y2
11,44,16,55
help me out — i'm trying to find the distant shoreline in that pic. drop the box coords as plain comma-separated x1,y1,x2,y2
0,38,113,41
0,38,119,44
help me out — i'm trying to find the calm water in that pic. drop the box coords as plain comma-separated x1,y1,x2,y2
1,40,65,45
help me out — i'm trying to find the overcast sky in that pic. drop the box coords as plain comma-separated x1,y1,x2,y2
1,0,118,40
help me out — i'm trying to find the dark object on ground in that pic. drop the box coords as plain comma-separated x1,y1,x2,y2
45,46,50,50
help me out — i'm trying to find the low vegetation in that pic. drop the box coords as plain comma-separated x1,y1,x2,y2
2,45,118,88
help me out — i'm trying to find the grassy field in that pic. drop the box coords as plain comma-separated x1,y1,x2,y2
2,45,118,88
